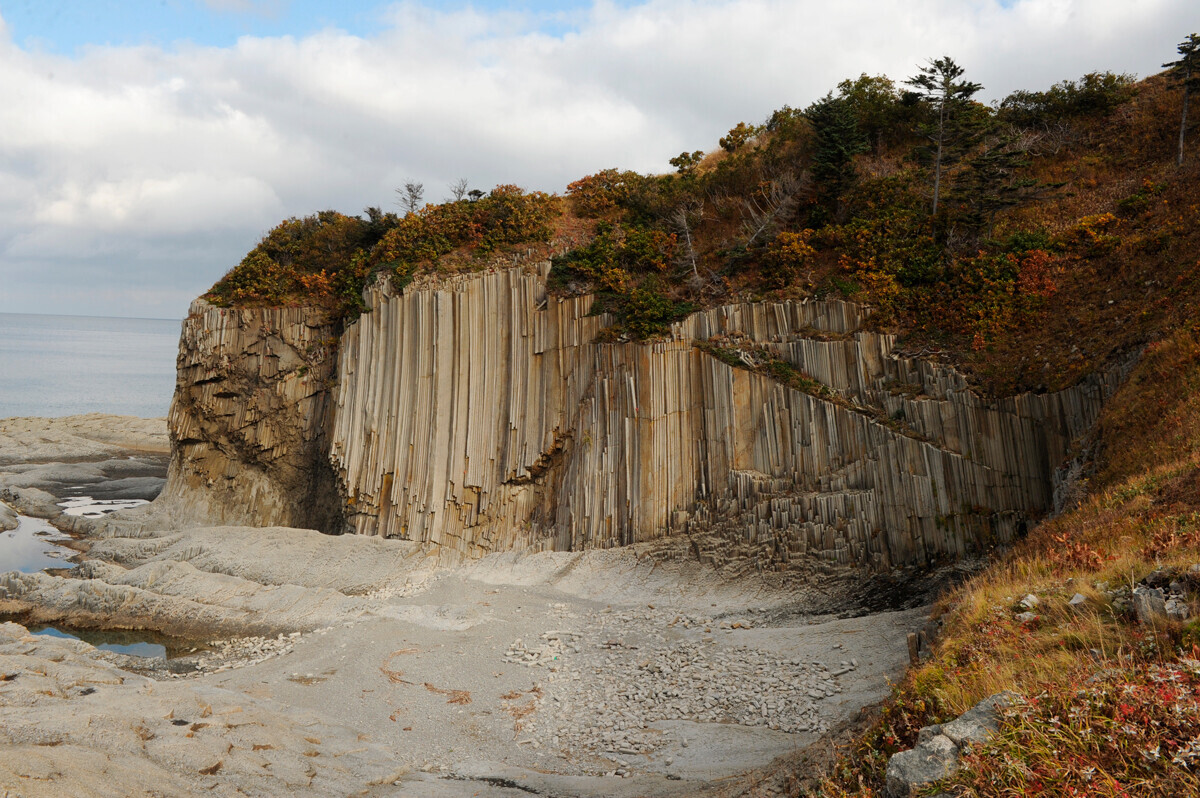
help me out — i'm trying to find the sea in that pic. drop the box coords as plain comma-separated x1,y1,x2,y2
0,312,181,418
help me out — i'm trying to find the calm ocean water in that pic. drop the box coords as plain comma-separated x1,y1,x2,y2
0,312,180,418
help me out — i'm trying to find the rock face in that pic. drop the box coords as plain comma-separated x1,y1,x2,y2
158,302,345,533
162,264,1130,567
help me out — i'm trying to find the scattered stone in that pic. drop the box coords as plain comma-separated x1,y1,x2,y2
1018,594,1039,610
536,606,848,767
1087,668,1125,684
184,635,296,675
1015,612,1038,624
1068,593,1089,611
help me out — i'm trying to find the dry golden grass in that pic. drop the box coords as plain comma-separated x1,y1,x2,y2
819,327,1200,796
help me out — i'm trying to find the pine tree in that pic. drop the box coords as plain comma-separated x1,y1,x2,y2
905,57,983,214
948,134,1044,239
807,94,867,211
1164,33,1200,167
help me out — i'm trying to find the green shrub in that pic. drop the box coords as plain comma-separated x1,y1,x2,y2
613,279,694,339
549,222,675,293
998,71,1138,127
1003,228,1057,254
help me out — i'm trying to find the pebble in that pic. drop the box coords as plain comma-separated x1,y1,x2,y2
516,605,842,773
187,634,297,676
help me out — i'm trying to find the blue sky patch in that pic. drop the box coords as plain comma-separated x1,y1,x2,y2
0,0,612,54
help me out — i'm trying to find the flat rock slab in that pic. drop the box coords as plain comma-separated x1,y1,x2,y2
2,460,167,501
0,414,168,466
0,622,402,797
1,516,930,796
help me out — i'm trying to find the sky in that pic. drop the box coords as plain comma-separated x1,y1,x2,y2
0,1,1195,319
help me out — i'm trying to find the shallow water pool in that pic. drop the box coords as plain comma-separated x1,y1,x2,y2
1,498,178,659
0,512,76,572
31,625,169,658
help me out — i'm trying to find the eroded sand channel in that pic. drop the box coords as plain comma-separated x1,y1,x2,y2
0,416,928,797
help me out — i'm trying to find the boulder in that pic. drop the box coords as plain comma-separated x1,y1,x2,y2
884,692,1020,797
1133,586,1167,624
0,500,16,532
1165,597,1190,622
0,486,61,519
1144,569,1172,589
940,691,1019,747
885,733,960,798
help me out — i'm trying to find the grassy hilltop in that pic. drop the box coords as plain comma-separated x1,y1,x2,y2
207,46,1200,795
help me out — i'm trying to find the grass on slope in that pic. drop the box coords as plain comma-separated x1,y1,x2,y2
818,328,1200,797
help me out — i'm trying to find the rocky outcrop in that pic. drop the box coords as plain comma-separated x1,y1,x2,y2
158,302,344,533
163,263,1131,567
885,692,1019,797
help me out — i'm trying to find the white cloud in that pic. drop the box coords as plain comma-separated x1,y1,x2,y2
32,173,282,235
0,0,1195,318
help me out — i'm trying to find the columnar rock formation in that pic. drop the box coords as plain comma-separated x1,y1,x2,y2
163,264,1129,569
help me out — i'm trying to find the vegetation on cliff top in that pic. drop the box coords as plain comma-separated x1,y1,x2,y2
207,45,1199,398
205,186,563,319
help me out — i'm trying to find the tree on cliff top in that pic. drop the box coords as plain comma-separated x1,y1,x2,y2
396,181,425,215
806,93,867,221
906,56,982,214
1164,33,1200,167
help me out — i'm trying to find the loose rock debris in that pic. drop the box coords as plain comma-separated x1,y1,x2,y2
493,603,863,770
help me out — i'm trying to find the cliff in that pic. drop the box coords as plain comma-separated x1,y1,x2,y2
162,263,1129,569
159,303,344,533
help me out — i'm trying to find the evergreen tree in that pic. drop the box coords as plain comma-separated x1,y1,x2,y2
947,134,1039,239
806,94,867,216
905,57,983,214
1164,33,1200,167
